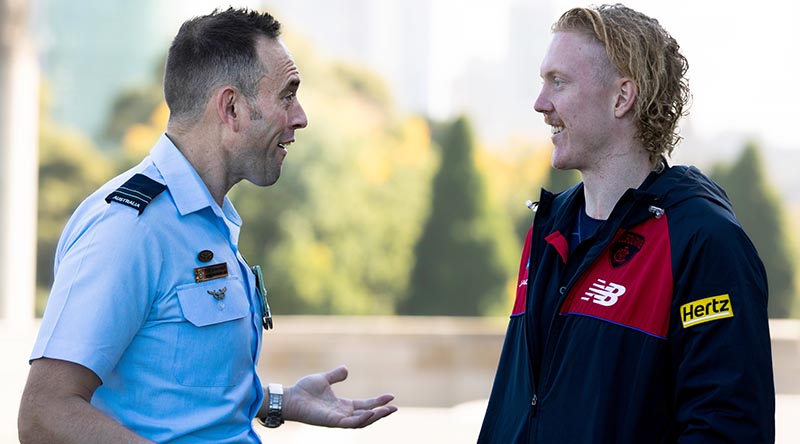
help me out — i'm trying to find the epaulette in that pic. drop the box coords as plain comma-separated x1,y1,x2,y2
104,173,167,215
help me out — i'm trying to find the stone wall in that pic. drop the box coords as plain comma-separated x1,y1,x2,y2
771,319,800,394
258,316,800,407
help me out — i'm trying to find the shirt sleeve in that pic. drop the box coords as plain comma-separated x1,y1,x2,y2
670,212,775,443
31,202,163,382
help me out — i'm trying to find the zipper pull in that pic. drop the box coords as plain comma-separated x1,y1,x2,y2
648,205,664,219
530,394,538,417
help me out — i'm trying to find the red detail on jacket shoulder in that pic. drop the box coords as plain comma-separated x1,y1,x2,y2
559,215,673,338
545,231,569,264
511,227,533,315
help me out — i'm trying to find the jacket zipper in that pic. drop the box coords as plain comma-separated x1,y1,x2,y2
535,213,617,399
536,194,656,399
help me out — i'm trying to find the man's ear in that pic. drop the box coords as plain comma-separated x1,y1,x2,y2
215,87,241,131
613,78,638,118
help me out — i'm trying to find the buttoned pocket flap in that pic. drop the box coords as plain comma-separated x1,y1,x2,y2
176,276,249,327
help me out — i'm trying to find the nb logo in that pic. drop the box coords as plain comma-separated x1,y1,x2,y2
582,279,626,306
518,279,528,288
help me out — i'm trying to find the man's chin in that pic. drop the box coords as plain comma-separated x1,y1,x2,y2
248,172,282,188
551,155,571,171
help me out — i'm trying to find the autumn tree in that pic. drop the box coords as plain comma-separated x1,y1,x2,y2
400,116,516,316
232,37,438,315
36,87,115,314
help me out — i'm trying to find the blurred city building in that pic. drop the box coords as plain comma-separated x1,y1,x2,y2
35,0,550,146
1,0,38,324
36,0,193,143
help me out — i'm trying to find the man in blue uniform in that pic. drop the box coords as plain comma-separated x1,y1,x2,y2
18,8,396,443
478,4,774,443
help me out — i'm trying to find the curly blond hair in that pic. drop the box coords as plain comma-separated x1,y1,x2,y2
553,4,691,162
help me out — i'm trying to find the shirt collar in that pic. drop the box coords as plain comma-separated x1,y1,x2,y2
150,133,241,227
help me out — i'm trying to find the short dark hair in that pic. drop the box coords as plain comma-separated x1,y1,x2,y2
164,7,281,124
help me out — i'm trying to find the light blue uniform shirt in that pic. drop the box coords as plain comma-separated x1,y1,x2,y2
32,134,266,443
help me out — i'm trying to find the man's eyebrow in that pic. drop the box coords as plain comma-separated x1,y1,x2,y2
541,69,566,79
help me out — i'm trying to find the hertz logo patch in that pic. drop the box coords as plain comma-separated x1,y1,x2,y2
680,294,734,328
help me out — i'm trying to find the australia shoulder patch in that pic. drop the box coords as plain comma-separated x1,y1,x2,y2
105,173,167,215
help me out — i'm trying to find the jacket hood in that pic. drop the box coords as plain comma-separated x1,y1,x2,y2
536,164,735,232
644,164,734,215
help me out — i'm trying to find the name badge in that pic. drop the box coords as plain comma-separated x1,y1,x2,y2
194,263,228,283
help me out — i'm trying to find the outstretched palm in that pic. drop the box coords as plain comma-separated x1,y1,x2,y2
283,366,397,428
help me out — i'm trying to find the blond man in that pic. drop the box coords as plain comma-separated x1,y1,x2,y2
479,4,774,443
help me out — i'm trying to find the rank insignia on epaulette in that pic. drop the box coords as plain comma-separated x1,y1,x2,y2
105,173,167,215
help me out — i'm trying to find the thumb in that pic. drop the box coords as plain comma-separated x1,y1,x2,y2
324,365,349,385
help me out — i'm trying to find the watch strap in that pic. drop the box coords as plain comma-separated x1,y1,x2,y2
257,383,284,428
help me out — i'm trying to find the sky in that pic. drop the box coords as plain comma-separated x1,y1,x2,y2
605,0,800,150
433,0,800,150
35,0,800,152
257,0,800,150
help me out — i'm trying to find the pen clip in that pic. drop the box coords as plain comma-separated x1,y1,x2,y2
252,265,273,330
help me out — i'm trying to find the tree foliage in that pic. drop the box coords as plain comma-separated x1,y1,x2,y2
478,139,551,250
711,142,797,318
228,34,439,315
36,86,115,314
399,116,517,316
36,31,548,318
544,167,581,194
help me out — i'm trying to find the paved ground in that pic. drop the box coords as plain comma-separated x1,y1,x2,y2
259,397,800,443
3,319,798,443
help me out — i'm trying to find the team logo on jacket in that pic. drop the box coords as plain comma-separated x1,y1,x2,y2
609,231,645,268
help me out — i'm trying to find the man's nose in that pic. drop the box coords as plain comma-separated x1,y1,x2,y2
533,89,551,114
292,101,308,129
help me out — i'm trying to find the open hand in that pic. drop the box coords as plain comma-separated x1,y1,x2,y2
282,366,397,428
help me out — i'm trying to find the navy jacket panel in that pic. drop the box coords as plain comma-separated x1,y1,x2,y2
661,170,774,442
478,165,774,444
477,316,532,443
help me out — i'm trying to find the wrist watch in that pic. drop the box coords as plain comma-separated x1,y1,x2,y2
257,383,284,428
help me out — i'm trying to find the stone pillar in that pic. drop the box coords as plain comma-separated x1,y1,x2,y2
0,0,38,324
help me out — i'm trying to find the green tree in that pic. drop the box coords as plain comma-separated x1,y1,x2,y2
233,35,437,315
711,142,797,318
545,167,581,193
477,140,553,250
400,116,516,316
37,87,115,314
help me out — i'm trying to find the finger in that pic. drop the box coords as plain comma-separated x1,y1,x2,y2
355,405,398,428
352,393,395,410
338,410,375,428
323,365,349,385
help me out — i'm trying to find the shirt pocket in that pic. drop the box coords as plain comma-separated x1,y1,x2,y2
173,276,253,387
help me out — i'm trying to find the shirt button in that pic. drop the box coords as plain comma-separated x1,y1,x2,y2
198,250,214,262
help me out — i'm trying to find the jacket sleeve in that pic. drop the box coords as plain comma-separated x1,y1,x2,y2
669,208,775,443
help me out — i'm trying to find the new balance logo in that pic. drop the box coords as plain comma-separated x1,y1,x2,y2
582,279,626,307
518,279,528,288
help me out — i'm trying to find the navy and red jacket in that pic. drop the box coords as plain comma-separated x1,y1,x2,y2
478,165,775,443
